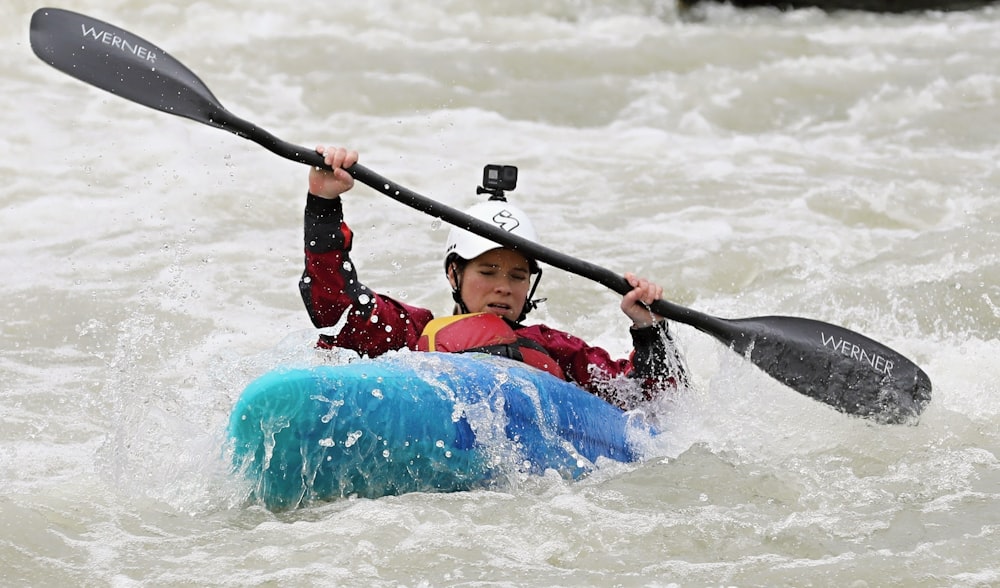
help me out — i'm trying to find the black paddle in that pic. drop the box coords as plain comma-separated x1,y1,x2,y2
30,7,932,423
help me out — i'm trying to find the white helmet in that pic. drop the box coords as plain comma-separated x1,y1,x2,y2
445,197,545,321
444,199,539,272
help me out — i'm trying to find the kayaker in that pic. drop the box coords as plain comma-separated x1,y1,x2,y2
300,146,688,410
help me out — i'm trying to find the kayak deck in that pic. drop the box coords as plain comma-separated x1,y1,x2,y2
227,352,654,509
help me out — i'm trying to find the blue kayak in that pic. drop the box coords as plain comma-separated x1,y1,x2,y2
227,352,654,510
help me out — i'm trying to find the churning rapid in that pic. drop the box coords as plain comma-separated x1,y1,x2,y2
2,0,999,585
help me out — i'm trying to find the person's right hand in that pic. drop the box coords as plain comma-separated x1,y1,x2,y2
308,145,358,199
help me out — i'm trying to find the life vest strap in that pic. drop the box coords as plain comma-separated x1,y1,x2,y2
465,343,524,362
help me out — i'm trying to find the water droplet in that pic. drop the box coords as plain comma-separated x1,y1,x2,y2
344,431,362,447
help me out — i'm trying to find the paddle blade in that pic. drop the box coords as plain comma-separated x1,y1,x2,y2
724,315,931,424
30,7,226,129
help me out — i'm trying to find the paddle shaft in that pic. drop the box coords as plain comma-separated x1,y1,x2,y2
211,107,720,326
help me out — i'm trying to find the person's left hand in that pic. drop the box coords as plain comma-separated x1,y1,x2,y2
621,272,664,329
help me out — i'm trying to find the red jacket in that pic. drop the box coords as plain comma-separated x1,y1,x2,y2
299,194,686,410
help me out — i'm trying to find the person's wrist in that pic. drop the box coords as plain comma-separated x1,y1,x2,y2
630,317,663,331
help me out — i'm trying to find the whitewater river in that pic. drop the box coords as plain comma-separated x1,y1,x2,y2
3,0,999,586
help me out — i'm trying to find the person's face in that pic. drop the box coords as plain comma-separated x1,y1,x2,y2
452,248,532,321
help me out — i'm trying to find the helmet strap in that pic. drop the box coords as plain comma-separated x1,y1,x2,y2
448,262,471,314
517,267,546,322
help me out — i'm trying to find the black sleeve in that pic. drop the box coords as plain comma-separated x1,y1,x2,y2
629,321,689,389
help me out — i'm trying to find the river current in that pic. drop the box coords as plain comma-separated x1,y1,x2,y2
2,1,999,586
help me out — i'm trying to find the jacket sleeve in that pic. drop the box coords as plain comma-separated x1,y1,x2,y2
518,321,687,410
299,193,433,356
626,321,689,397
